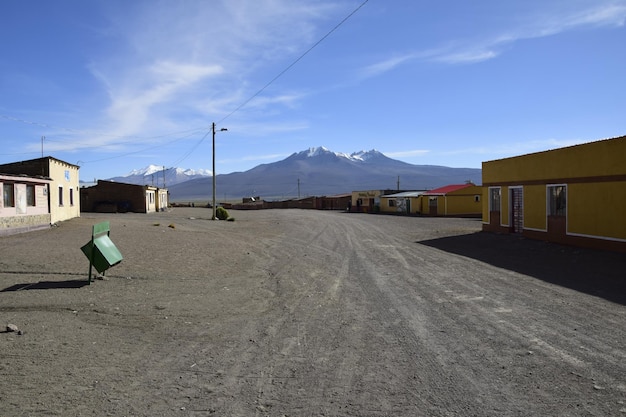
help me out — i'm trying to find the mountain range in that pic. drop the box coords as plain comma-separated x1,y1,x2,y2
107,165,211,188
156,147,483,202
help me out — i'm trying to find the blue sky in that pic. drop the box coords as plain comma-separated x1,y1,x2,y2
1,0,625,181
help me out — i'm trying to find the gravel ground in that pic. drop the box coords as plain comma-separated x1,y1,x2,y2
1,208,625,416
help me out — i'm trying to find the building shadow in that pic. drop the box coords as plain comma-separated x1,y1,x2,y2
418,232,626,306
1,279,91,292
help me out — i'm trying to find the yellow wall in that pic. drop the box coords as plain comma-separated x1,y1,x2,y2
49,159,80,223
522,185,546,231
483,136,626,184
445,185,482,215
482,187,489,222
482,135,626,244
568,182,626,240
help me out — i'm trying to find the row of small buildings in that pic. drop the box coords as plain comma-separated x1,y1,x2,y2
0,157,169,236
1,135,625,252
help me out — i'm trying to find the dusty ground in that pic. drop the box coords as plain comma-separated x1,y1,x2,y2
0,208,625,417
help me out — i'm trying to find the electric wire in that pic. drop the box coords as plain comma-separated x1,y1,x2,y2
2,1,370,170
217,0,369,124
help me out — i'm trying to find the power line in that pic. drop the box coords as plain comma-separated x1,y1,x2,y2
2,1,369,168
217,0,369,124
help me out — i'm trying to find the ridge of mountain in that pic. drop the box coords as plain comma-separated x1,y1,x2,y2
107,166,211,187
165,146,482,201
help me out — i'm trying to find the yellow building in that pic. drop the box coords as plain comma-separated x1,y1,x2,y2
0,157,81,224
380,191,425,214
482,135,626,252
350,190,387,212
420,184,482,216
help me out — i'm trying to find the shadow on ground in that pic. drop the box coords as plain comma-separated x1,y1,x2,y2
418,232,626,306
1,279,91,292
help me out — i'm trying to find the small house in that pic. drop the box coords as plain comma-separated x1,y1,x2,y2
81,180,167,213
482,135,626,252
420,183,482,216
380,191,426,214
0,174,51,235
0,156,80,224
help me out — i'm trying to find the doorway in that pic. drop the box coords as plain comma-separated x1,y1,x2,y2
510,187,523,234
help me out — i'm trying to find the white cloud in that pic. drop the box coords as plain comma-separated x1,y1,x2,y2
362,1,626,77
85,0,339,148
359,53,417,79
384,149,430,158
439,137,595,160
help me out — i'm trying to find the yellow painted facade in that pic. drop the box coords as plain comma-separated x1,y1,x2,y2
482,135,626,252
48,158,81,223
379,192,424,214
424,184,482,216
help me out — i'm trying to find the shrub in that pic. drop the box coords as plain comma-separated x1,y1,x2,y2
215,206,229,220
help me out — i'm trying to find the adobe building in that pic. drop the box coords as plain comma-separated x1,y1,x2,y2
0,157,80,224
81,180,168,213
482,135,626,252
0,173,51,235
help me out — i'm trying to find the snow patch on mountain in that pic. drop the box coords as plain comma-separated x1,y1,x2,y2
300,146,382,162
124,165,211,178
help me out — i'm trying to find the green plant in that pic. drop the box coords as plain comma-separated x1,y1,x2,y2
215,206,229,220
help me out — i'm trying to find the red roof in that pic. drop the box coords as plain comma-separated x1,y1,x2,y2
424,183,474,195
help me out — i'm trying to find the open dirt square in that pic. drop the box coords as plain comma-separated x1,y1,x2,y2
1,208,625,416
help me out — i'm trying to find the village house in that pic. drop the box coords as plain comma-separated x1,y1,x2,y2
0,156,80,224
0,173,51,235
80,180,168,213
379,191,426,215
482,135,626,252
420,183,482,216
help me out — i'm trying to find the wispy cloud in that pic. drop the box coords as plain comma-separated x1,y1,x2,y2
85,0,339,149
360,2,626,78
220,152,290,164
384,149,430,158
438,137,596,160
360,53,419,79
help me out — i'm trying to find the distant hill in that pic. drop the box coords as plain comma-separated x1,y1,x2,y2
107,165,211,187
167,147,482,202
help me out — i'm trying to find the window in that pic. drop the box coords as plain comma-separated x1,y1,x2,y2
548,185,566,216
474,195,481,202
69,188,74,206
389,199,396,207
3,183,15,207
59,186,64,206
26,184,36,206
489,187,501,211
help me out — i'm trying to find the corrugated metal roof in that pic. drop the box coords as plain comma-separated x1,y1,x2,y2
381,191,426,198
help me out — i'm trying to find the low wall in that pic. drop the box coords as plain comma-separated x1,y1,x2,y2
0,213,51,236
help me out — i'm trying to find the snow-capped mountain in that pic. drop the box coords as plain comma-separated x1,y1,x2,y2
107,165,211,187
167,146,482,201
297,147,383,162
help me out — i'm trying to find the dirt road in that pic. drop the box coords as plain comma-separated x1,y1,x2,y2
1,208,625,416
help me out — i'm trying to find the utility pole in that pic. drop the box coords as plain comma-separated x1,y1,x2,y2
397,175,400,191
41,136,45,158
297,178,301,199
163,166,166,188
211,122,228,220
